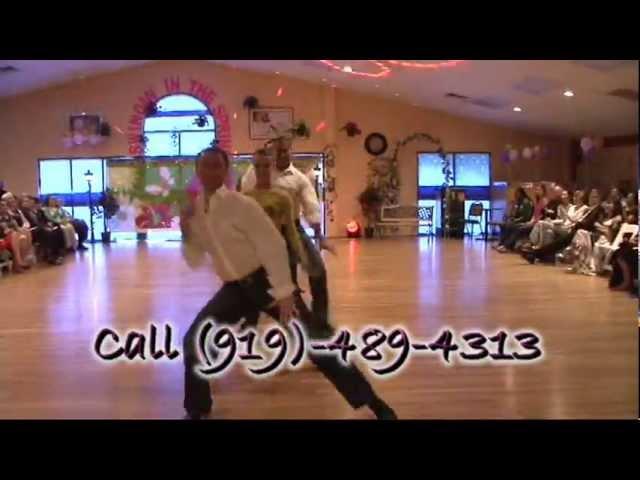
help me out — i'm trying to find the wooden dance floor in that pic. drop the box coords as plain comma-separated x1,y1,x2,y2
0,238,637,419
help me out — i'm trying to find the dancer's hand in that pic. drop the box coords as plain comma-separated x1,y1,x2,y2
320,238,337,256
277,295,296,324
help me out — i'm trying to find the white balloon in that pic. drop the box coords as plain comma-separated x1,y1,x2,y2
580,137,593,152
533,145,541,156
522,147,533,159
509,148,519,162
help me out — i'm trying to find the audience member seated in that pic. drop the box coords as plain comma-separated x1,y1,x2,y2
528,186,568,249
19,195,66,265
622,191,637,217
609,226,638,295
1,192,36,265
43,196,80,251
568,192,623,275
494,187,533,252
591,207,638,275
521,188,603,264
0,199,32,273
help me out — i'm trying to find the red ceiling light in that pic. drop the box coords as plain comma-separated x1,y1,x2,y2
319,60,391,78
385,60,464,70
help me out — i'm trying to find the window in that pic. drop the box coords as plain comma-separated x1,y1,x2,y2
143,94,215,157
40,160,72,195
417,152,491,234
418,153,452,187
453,153,490,186
39,159,105,233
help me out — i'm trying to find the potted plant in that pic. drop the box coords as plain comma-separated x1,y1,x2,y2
358,186,383,238
99,188,120,243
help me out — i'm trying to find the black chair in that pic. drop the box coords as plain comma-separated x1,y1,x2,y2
464,202,484,237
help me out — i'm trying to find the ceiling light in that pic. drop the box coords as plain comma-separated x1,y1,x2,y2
394,93,400,97
331,84,337,88
322,78,327,82
375,84,380,88
513,106,523,112
318,60,391,78
563,89,575,97
275,71,280,75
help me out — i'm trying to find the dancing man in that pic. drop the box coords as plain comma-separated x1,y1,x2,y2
181,147,397,420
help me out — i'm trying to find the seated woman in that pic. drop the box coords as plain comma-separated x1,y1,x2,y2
495,187,533,252
529,186,570,249
622,191,637,218
568,194,623,275
0,199,32,273
609,226,638,294
497,183,547,252
1,192,36,264
19,195,66,265
521,188,603,264
43,196,78,251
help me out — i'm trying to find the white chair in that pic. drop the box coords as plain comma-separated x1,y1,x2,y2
376,205,432,236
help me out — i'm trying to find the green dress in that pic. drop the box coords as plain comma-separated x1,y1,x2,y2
245,188,310,273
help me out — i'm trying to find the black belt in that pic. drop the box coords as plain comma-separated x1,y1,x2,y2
233,266,267,288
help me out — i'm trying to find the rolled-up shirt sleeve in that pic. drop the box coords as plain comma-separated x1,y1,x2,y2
181,218,207,269
298,173,322,225
240,165,257,193
236,195,295,301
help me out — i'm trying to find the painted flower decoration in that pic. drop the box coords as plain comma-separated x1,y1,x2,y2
145,167,176,197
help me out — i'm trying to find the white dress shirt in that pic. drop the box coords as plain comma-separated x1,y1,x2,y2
241,163,321,225
565,204,590,225
181,185,295,301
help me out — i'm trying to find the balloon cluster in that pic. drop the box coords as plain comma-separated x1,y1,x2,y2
501,144,549,164
580,136,604,159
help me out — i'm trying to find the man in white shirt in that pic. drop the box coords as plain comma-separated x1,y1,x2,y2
181,147,396,420
241,137,335,330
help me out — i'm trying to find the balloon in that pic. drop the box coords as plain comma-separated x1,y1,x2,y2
88,134,101,146
62,136,73,149
509,148,519,162
580,137,593,153
533,145,541,157
501,150,510,164
73,133,85,145
522,147,533,159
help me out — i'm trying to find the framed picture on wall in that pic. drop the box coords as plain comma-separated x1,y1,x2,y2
69,114,101,137
249,107,294,140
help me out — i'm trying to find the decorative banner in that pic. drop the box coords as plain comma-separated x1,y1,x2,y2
127,76,232,155
107,158,244,232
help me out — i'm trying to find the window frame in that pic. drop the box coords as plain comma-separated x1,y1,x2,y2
143,94,216,157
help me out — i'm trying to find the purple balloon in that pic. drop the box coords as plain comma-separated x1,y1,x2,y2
501,150,511,164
